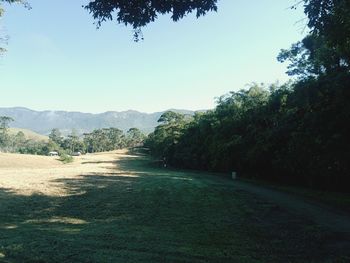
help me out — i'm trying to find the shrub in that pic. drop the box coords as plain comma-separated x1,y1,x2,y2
59,153,73,164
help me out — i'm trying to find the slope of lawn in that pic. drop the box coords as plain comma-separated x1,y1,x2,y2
0,151,349,262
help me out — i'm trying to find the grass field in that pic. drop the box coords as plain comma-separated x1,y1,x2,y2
243,178,350,214
0,151,349,262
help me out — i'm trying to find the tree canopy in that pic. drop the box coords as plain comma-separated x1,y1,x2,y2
0,0,29,17
302,0,350,66
84,0,218,40
84,0,350,43
278,0,349,78
145,0,350,192
0,0,30,52
1,0,349,43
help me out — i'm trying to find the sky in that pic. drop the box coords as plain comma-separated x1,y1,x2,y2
0,0,307,113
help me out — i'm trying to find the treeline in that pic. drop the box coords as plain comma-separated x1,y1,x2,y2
146,0,350,192
0,117,146,156
49,127,145,154
146,76,349,191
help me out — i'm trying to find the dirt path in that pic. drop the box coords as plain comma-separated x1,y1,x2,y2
228,180,350,233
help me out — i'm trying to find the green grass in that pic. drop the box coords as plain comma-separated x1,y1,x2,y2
0,155,349,262
243,178,350,213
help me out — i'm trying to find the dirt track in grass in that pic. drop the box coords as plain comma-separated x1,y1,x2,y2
228,180,350,234
0,151,349,262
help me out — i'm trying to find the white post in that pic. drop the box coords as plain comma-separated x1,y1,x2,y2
231,171,237,180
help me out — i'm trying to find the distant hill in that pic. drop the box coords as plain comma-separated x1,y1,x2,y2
8,128,49,142
0,107,199,135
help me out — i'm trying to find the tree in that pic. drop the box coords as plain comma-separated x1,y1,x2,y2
9,130,26,151
0,0,29,16
0,115,13,130
3,0,347,44
106,127,124,150
0,116,13,148
0,0,23,17
0,0,30,52
1,0,348,44
84,0,350,45
303,0,350,62
84,0,218,41
83,127,128,153
278,33,349,78
49,128,63,146
146,111,189,158
287,0,350,70
126,128,146,147
279,0,350,78
158,111,185,125
83,129,107,153
64,129,83,153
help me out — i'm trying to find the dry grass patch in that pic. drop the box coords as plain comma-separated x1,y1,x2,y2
8,128,49,142
0,150,134,196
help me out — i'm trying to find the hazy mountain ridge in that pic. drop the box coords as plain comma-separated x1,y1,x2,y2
0,107,197,135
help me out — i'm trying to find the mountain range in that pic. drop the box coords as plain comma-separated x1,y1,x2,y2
0,107,197,135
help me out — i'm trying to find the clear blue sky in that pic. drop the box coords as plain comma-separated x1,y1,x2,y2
0,0,306,113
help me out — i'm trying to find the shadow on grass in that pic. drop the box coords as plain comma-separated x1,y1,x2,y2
81,160,117,165
0,155,349,262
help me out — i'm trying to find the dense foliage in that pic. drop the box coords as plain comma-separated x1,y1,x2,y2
50,127,145,154
146,0,350,192
84,0,218,40
146,74,349,191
